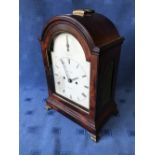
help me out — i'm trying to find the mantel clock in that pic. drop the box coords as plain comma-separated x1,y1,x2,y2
40,9,124,142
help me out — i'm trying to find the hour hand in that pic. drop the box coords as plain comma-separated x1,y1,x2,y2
71,77,79,82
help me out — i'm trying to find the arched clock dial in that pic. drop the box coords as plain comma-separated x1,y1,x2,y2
51,32,90,109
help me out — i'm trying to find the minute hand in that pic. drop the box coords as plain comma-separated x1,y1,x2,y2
60,59,70,80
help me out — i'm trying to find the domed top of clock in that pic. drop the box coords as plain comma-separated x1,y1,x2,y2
41,9,124,55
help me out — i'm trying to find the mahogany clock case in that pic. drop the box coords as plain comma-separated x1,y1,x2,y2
40,11,124,141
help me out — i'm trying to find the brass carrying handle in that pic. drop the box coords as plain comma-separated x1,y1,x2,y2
72,9,95,17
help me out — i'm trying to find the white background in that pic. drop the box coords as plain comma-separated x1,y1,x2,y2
0,0,19,155
135,0,155,155
0,0,155,155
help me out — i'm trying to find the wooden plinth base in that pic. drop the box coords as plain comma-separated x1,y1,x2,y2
45,99,118,142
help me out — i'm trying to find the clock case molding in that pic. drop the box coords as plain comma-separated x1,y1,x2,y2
40,12,124,141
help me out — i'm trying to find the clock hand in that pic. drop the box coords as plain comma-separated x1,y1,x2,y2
60,59,70,80
66,35,69,52
71,77,79,82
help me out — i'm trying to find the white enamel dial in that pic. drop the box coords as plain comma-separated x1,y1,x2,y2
51,32,90,109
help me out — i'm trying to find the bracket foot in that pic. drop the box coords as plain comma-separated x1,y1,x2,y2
45,104,52,111
89,133,98,142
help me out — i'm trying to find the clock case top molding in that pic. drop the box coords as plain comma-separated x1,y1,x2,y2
40,11,124,139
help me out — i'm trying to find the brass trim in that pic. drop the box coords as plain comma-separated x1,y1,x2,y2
73,10,85,17
45,104,52,111
72,9,95,17
90,133,97,142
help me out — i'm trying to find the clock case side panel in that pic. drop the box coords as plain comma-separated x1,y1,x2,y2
95,42,123,131
39,40,55,96
40,18,98,135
